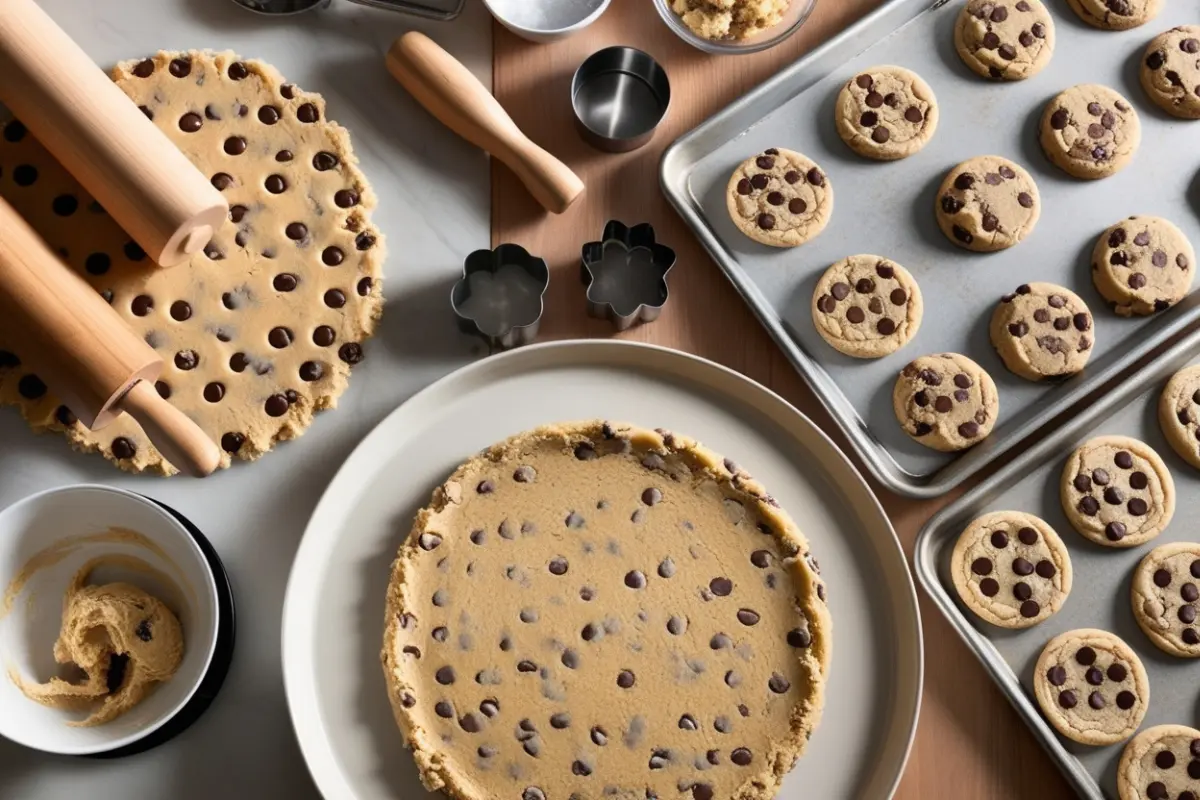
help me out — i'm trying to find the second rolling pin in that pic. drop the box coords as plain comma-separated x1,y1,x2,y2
0,0,228,267
386,31,584,215
0,195,220,477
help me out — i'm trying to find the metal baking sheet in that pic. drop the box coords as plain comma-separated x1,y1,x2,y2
915,325,1200,799
660,0,1200,498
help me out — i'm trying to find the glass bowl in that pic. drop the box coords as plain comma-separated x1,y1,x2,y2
650,0,818,55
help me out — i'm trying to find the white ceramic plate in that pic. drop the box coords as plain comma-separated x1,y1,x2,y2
0,485,219,755
282,340,922,798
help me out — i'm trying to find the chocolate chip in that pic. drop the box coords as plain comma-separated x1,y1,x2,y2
768,673,790,694
710,577,732,596
221,432,245,453
131,58,155,78
1186,629,1200,645
589,726,608,746
202,382,225,403
1011,557,1033,576
952,225,974,245
847,307,865,324
1116,690,1136,710
648,750,670,769
297,102,319,123
755,155,774,170
1058,690,1077,709
617,670,635,688
324,288,347,309
1184,584,1200,603
749,174,769,191
1079,496,1100,515
1106,521,1126,542
265,394,289,417
1104,487,1124,505
865,91,883,108
736,609,760,626
934,396,953,413
285,222,308,241
179,113,203,132
1182,605,1197,624
807,168,824,186
1128,498,1148,516
1154,568,1173,588
958,421,980,439
1019,600,1040,618
1075,647,1096,665
111,437,136,460
54,405,76,427
1086,691,1105,710
14,374,44,400
757,213,775,230
224,136,247,156
872,127,890,144
1013,582,1032,601
312,151,339,171
339,342,364,364
173,350,198,371
1035,560,1056,579
12,164,37,186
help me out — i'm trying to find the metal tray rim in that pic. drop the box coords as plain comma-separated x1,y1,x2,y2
658,0,1200,500
912,325,1200,799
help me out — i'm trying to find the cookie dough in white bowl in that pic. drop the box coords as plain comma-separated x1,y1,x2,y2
0,485,219,755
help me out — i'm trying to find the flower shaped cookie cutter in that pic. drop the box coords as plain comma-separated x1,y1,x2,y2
580,220,676,331
451,243,549,350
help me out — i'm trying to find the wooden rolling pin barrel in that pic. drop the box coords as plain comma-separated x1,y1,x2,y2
0,0,224,476
0,0,227,267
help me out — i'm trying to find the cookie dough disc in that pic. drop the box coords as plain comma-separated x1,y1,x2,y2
1060,435,1175,548
893,353,999,451
1034,629,1149,746
811,255,923,358
935,155,1040,252
0,51,384,474
1040,84,1140,180
1159,366,1200,469
954,0,1056,81
1118,724,1200,800
1092,216,1195,317
1141,26,1200,120
950,511,1072,628
989,282,1094,381
1065,0,1162,30
1131,543,1200,658
834,66,938,161
726,148,833,248
383,422,831,800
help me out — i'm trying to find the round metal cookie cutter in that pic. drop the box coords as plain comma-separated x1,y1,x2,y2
571,46,671,153
229,0,463,20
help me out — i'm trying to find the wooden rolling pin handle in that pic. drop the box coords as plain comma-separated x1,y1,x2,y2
386,32,584,215
0,0,228,267
118,380,220,478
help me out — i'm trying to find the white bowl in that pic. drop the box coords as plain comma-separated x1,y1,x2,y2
482,0,611,43
0,485,219,756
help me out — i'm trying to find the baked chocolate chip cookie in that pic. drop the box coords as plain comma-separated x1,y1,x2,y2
834,66,938,161
1118,725,1200,800
1132,542,1200,658
1065,0,1162,31
893,353,999,451
989,282,1094,381
726,148,833,248
1092,215,1195,316
1159,366,1200,469
1060,435,1175,548
811,255,923,358
954,0,1056,81
1141,26,1200,120
1040,84,1140,180
935,156,1040,252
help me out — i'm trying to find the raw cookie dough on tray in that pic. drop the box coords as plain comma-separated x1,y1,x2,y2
382,421,830,800
834,66,938,161
1034,628,1149,746
0,50,384,475
954,0,1056,82
950,510,1072,628
726,148,832,248
811,255,923,359
1140,26,1200,120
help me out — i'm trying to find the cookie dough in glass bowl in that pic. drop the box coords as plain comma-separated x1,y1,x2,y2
651,0,818,55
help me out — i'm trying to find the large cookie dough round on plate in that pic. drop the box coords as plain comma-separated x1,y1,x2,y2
1065,0,1162,30
834,66,938,161
1039,84,1140,180
1131,542,1200,658
726,148,832,248
1092,215,1195,317
951,510,1072,628
1141,27,1200,120
935,155,1040,252
1118,724,1200,800
811,254,923,358
0,50,384,474
989,282,1094,380
954,0,1056,81
1060,435,1175,547
382,421,831,800
892,353,999,451
1160,366,1200,469
1034,628,1149,746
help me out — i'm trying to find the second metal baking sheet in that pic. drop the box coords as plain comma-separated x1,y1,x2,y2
660,0,1200,498
915,326,1200,799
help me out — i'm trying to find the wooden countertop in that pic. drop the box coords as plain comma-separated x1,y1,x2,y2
491,0,1073,796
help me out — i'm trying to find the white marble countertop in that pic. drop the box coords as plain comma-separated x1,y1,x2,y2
0,0,491,795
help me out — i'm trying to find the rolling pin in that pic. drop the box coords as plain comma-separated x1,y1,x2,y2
386,32,584,215
0,196,220,477
0,0,228,267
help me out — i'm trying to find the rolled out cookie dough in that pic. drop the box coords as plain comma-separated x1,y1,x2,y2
1131,542,1200,658
1039,84,1140,180
989,282,1094,381
950,510,1072,628
935,155,1040,252
0,50,384,475
383,421,831,800
954,0,1056,81
11,559,183,727
1118,724,1200,800
726,148,833,248
1159,366,1200,469
1060,435,1175,547
1141,27,1200,120
1092,215,1195,317
811,254,923,358
892,352,999,451
1034,628,1149,746
834,66,938,161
